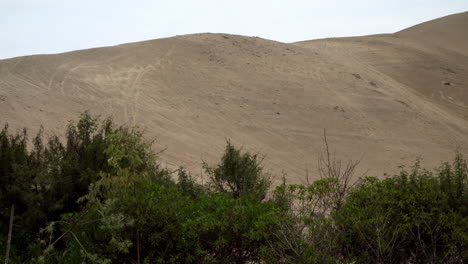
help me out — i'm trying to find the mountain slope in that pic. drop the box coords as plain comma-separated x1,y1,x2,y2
398,11,468,56
295,12,468,120
1,12,467,182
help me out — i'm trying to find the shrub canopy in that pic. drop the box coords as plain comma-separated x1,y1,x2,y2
0,113,466,263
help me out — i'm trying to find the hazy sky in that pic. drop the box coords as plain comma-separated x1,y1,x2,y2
1,0,467,59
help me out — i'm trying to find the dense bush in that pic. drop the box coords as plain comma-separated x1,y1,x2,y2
0,114,117,262
203,142,271,201
335,160,467,263
0,113,466,263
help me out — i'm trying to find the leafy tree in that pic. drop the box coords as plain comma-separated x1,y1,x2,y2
438,152,468,216
38,137,281,263
204,142,271,201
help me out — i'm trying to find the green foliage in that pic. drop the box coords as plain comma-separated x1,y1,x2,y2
1,113,467,263
0,112,169,262
131,185,281,263
30,121,281,263
438,153,468,216
177,168,206,198
204,142,271,200
334,159,467,263
264,156,467,264
267,176,350,263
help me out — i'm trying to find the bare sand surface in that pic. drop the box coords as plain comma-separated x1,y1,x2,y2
1,12,467,183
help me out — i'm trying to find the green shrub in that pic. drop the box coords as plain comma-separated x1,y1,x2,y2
204,142,271,201
334,160,467,263
35,132,281,263
1,113,467,263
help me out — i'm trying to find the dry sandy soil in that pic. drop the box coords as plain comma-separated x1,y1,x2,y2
1,12,467,183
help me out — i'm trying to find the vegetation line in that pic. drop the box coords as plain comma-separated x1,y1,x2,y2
0,112,466,263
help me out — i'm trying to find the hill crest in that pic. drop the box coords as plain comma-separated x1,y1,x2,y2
1,12,467,182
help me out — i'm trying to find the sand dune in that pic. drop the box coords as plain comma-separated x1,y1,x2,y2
1,12,467,183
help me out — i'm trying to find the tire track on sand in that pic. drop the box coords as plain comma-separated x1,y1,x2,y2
125,45,175,125
126,66,154,126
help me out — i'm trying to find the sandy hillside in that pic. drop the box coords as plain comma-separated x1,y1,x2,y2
1,12,467,183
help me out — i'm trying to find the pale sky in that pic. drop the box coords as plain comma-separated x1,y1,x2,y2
1,0,467,59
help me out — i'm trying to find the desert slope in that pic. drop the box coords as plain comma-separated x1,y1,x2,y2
398,11,468,56
1,12,467,182
295,12,468,120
